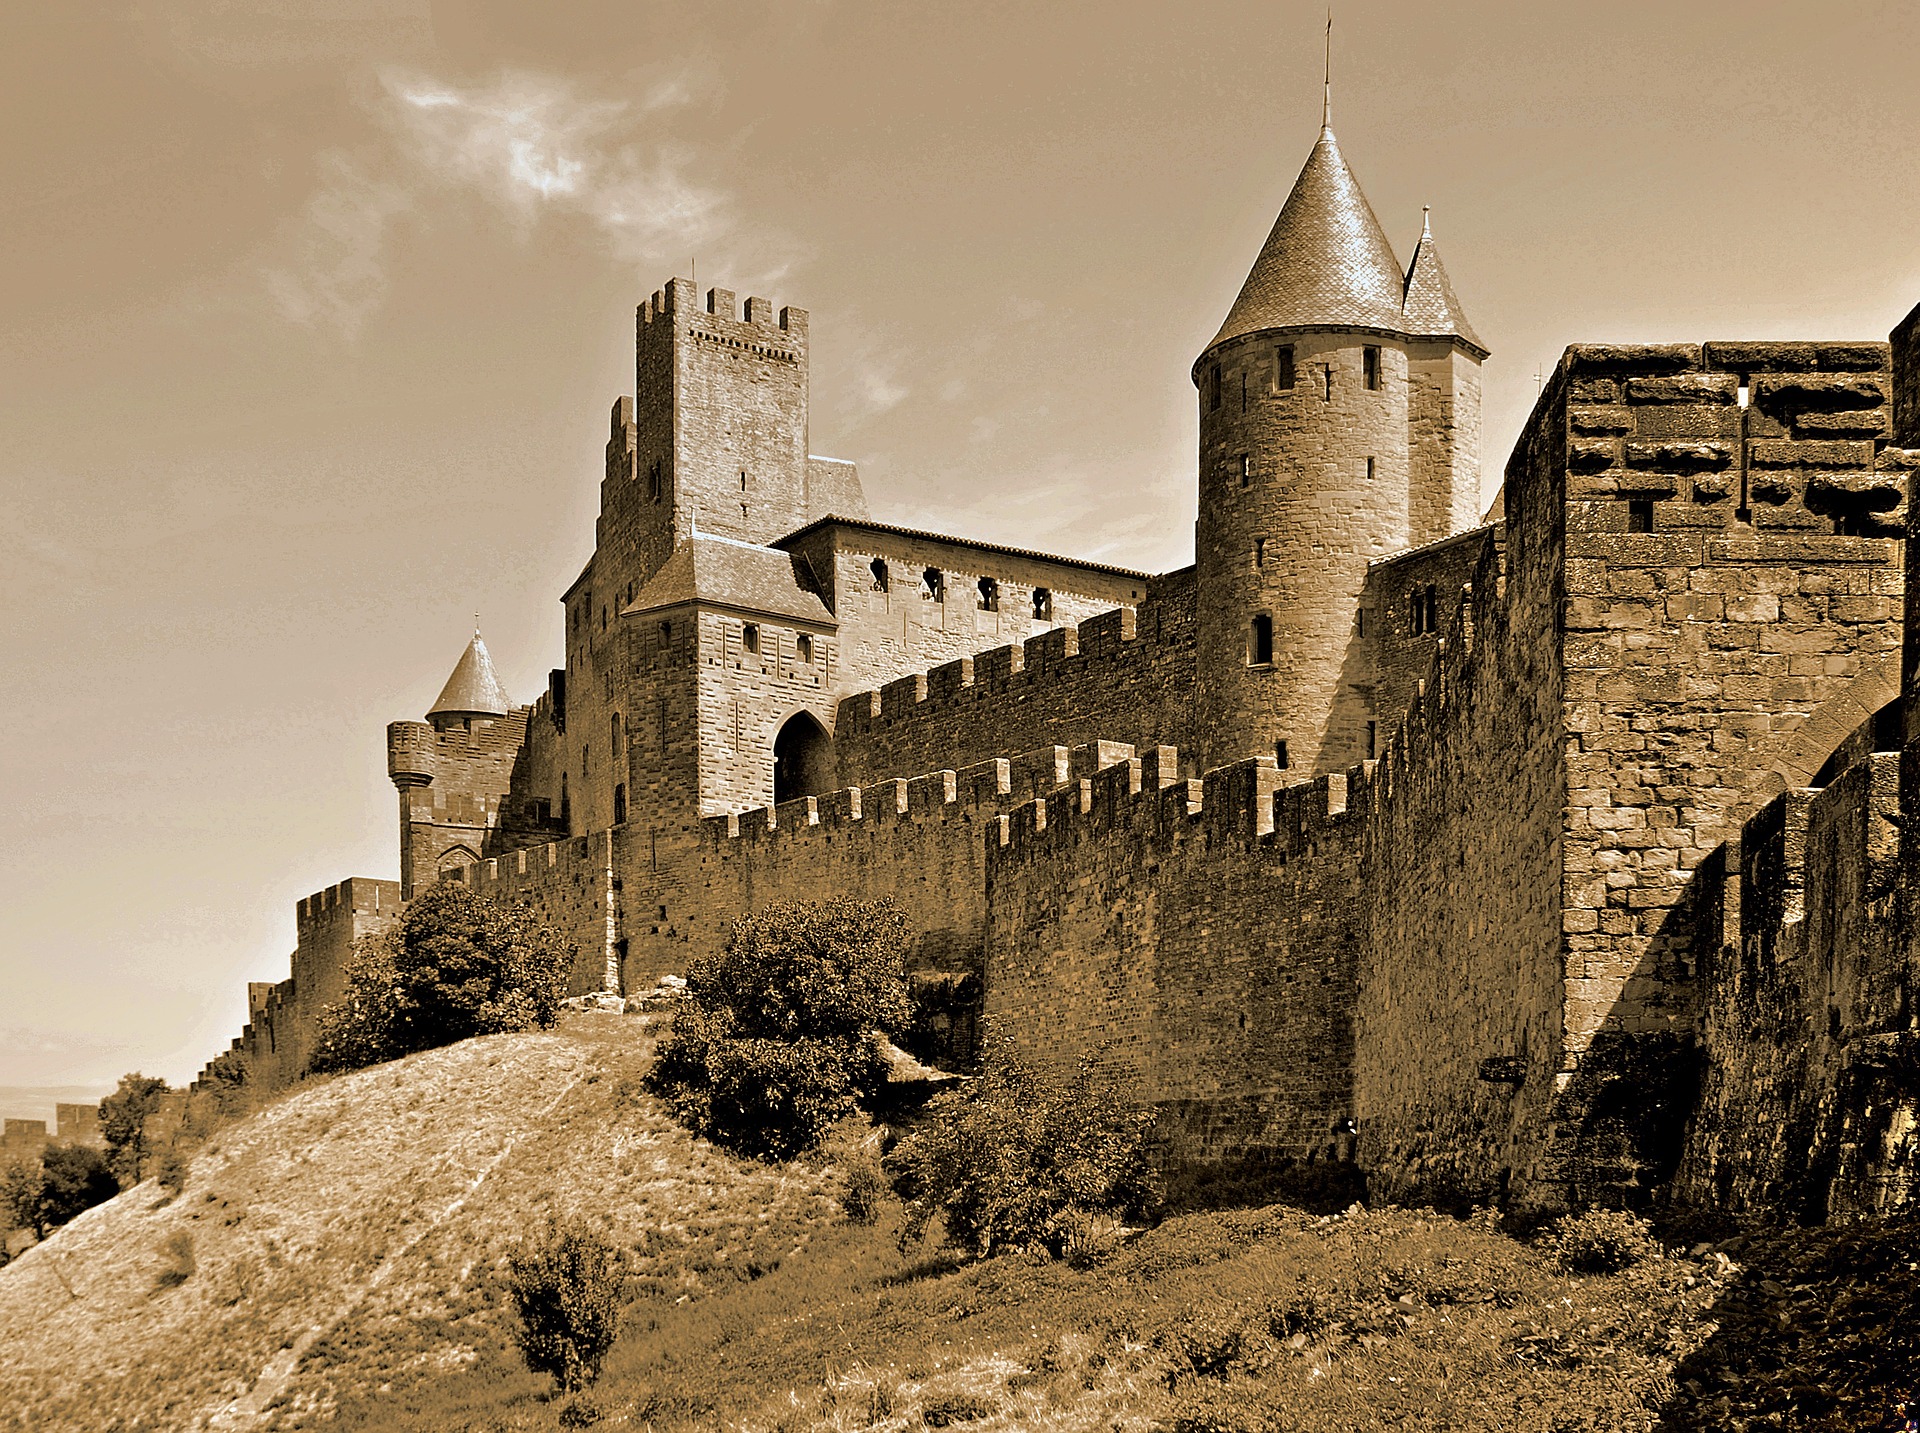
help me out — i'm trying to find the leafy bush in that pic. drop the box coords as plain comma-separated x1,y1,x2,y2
508,1218,625,1393
37,1144,120,1230
645,899,912,1159
1543,1208,1662,1274
310,883,571,1074
840,1151,888,1225
891,1042,1160,1258
100,1073,171,1186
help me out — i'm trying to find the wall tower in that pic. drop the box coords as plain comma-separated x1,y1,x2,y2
1192,123,1486,775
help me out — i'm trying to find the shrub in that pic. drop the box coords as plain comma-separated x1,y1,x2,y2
100,1073,171,1186
645,899,912,1159
840,1151,888,1225
0,1154,47,1239
891,1042,1160,1258
37,1144,119,1229
155,1231,196,1289
310,883,571,1074
1544,1207,1662,1274
508,1218,625,1393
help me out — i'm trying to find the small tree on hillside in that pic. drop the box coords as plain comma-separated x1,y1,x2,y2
38,1144,119,1229
645,899,913,1159
100,1073,171,1186
1,1153,47,1240
309,883,571,1074
892,1042,1160,1259
508,1218,625,1393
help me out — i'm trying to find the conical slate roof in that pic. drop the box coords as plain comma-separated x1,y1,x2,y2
1205,124,1409,353
428,632,511,720
1401,210,1485,353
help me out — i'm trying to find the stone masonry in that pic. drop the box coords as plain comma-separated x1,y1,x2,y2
201,119,1920,1218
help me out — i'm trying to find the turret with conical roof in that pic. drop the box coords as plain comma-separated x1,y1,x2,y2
1190,122,1487,775
427,630,512,731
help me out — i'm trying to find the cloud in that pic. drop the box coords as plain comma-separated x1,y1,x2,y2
269,68,735,338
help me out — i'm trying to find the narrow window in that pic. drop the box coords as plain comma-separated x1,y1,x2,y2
1356,608,1367,637
560,771,569,823
1207,363,1222,412
656,696,668,754
740,470,748,490
1255,538,1266,567
1365,456,1376,481
743,623,760,656
923,568,945,603
1250,614,1274,665
613,783,627,824
648,458,662,502
658,619,672,646
611,712,622,752
1240,371,1248,412
870,557,889,592
797,633,813,663
1364,346,1381,390
1276,344,1295,390
582,742,590,776
977,576,1000,612
1237,454,1251,488
600,605,607,631
1366,722,1377,760
1275,739,1290,770
1627,498,1655,533
1323,365,1334,402
1424,586,1439,633
1032,587,1053,621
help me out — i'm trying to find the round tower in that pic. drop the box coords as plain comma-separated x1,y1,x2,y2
1192,123,1485,776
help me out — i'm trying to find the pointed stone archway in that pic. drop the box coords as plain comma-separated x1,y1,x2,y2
773,712,835,805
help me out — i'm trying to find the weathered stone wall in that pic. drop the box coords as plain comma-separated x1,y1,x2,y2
832,570,1198,787
386,712,529,899
1363,525,1499,754
1676,753,1918,1217
453,831,622,997
985,750,1365,1167
1194,331,1414,776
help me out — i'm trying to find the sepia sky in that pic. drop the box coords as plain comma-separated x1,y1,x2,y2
4,0,1920,1095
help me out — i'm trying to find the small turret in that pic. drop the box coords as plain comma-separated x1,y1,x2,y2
427,630,511,732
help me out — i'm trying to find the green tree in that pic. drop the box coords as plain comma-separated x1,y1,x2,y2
892,1042,1160,1258
508,1218,624,1392
644,899,913,1159
100,1073,171,1186
0,1153,47,1239
37,1144,119,1229
309,883,571,1074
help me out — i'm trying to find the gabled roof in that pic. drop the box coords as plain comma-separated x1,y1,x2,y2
1401,210,1485,354
622,535,836,628
1205,124,1409,354
428,632,511,720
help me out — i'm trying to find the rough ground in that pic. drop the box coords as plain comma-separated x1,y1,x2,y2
0,1013,1912,1433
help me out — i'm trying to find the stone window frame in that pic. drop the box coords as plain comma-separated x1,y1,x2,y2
923,568,945,603
870,557,889,592
743,622,761,656
976,576,1000,612
1275,344,1296,391
796,633,814,663
1032,586,1053,622
1363,345,1382,391
1249,613,1274,666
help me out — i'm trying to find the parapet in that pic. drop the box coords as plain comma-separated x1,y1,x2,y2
296,877,401,936
638,276,808,348
1549,339,1901,539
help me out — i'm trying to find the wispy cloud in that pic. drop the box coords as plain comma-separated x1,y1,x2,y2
268,68,735,339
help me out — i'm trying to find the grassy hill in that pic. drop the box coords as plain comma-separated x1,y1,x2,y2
1,1012,1912,1433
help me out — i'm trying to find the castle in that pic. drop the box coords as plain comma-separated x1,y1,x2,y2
209,117,1920,1218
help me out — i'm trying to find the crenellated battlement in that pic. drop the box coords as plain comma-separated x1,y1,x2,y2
295,877,400,935
638,277,807,345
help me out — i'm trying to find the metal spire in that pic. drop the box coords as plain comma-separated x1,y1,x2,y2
1322,8,1333,130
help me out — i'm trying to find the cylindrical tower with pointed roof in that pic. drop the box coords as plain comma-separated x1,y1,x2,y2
1192,123,1486,776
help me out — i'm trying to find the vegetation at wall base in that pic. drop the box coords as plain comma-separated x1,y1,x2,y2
308,881,571,1074
644,898,912,1159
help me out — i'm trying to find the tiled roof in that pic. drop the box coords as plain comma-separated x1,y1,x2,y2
1206,125,1409,352
428,633,511,719
622,536,836,627
1401,210,1485,353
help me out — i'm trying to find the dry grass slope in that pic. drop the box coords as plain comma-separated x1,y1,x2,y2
0,1014,840,1433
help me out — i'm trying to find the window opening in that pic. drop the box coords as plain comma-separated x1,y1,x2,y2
1240,371,1247,412
658,620,672,645
1275,739,1290,770
1237,453,1251,488
870,557,889,592
923,568,945,602
1255,538,1266,568
1323,365,1334,402
1627,498,1655,533
976,576,1000,612
648,459,662,502
1276,344,1295,390
1364,346,1381,390
1365,456,1376,481
797,633,814,663
1032,587,1053,621
740,470,748,490
1356,608,1367,637
613,784,627,824
1367,722,1377,759
582,742,590,776
743,623,760,656
1250,614,1274,665
1207,363,1222,412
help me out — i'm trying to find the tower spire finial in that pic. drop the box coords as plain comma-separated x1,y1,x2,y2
1322,7,1333,130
